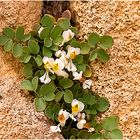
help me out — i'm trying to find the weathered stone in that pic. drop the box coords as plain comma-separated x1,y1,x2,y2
0,1,63,139
71,1,140,139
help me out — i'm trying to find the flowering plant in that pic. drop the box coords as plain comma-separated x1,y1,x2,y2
0,14,122,139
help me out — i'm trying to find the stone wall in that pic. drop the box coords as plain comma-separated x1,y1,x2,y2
71,1,140,139
0,1,62,139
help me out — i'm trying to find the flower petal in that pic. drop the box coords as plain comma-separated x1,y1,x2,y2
39,72,51,84
50,125,61,132
77,120,86,129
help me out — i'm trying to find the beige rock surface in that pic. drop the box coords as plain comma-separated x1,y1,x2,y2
71,1,140,139
0,1,63,139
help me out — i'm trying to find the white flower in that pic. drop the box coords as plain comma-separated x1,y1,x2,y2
69,114,77,121
38,27,44,35
71,99,85,116
58,109,70,127
77,119,86,129
62,29,74,43
88,127,95,132
50,124,61,132
51,59,68,78
65,60,77,72
83,79,93,89
39,72,51,84
43,56,54,72
77,113,86,121
67,46,80,60
73,71,83,80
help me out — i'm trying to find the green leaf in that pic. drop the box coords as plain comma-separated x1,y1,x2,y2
97,97,109,112
45,106,53,119
80,42,90,54
102,116,119,131
78,130,91,139
44,92,55,101
15,26,24,40
32,76,38,91
52,103,61,114
41,14,55,28
50,45,58,51
20,54,31,63
34,97,46,112
55,91,64,102
97,49,109,62
110,129,123,139
21,33,31,42
89,51,98,61
75,55,83,64
83,93,96,105
39,82,56,96
64,89,73,103
77,64,86,72
4,39,13,52
50,25,63,40
69,39,80,48
53,36,63,46
34,55,42,67
59,78,74,89
83,65,92,78
89,105,97,115
57,18,70,30
21,80,33,91
0,35,9,46
23,63,33,77
95,123,102,132
3,27,15,39
43,47,52,57
69,27,78,35
90,133,103,139
12,44,23,58
88,33,100,48
99,35,114,49
44,38,52,48
39,27,51,40
28,40,40,54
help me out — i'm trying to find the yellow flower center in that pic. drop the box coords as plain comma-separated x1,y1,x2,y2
53,63,59,71
72,104,79,113
70,51,76,59
44,62,50,70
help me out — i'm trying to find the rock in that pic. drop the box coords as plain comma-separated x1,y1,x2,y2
0,1,63,139
71,1,140,139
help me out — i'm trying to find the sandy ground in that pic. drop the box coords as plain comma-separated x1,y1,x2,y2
71,1,140,139
0,1,62,139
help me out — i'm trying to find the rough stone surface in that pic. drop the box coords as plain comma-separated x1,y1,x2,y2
0,1,63,139
71,1,140,139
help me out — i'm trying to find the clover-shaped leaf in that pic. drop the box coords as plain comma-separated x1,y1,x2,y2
34,97,46,112
99,35,114,49
102,116,119,131
88,33,100,48
0,35,10,46
12,43,23,58
3,27,15,39
64,89,73,103
4,39,13,52
97,49,109,62
57,18,70,30
28,40,40,54
41,14,55,28
59,78,74,89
